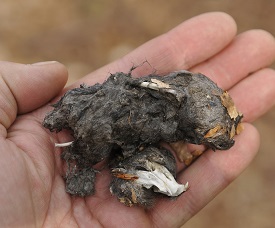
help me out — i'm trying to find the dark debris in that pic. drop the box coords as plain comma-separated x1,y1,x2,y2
43,70,243,206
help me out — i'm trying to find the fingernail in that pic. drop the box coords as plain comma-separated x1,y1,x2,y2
32,61,58,66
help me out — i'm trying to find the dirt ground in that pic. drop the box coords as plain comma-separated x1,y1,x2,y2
1,1,275,227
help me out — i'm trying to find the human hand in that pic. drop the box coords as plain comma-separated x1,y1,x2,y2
1,12,275,227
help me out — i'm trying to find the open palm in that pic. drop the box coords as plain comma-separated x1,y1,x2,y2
1,12,275,228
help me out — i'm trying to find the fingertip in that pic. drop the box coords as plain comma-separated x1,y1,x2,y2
0,61,68,114
237,29,275,62
199,11,237,32
21,61,68,113
30,61,68,88
166,11,238,70
246,29,275,60
190,11,237,39
247,29,275,45
230,68,275,122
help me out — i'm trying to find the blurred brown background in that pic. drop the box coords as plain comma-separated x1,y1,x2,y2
1,0,274,227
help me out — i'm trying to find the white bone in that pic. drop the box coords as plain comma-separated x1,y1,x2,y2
140,81,160,91
140,81,180,99
136,161,188,197
55,141,74,147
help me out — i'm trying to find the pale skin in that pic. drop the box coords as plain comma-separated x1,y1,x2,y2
1,12,275,228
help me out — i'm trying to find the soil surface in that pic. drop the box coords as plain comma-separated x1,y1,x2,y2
1,1,275,227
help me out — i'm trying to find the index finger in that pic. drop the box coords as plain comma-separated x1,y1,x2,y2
70,12,237,87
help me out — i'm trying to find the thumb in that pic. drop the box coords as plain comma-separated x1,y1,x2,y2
0,61,68,128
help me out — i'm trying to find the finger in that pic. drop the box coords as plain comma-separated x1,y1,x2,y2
70,12,237,87
191,29,275,90
0,61,68,128
149,123,259,227
229,68,275,122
